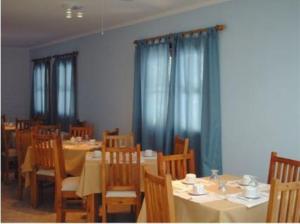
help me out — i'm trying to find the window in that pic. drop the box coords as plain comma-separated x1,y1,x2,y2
32,61,50,117
57,61,73,117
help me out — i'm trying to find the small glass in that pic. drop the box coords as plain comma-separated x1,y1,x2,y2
210,169,219,181
218,179,227,193
248,176,258,187
85,134,89,141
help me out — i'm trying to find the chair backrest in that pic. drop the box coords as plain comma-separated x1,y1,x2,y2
31,115,46,125
1,123,8,152
268,152,300,184
1,114,6,124
266,179,300,222
69,126,93,139
52,136,66,191
31,129,58,170
103,128,119,138
158,150,196,180
16,119,31,130
173,135,189,154
102,128,119,144
101,144,141,193
32,125,60,136
15,128,32,167
144,169,175,222
103,133,134,148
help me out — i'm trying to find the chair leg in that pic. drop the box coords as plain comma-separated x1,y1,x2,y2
4,158,9,184
56,196,65,222
102,205,107,222
30,172,39,208
136,199,141,219
17,175,23,200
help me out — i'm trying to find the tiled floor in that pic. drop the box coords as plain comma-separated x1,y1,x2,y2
1,180,135,223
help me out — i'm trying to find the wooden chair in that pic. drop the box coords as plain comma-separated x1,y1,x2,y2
52,135,86,222
1,122,18,184
69,125,93,139
144,169,175,222
101,144,141,222
30,128,58,208
16,119,31,130
15,127,32,199
173,135,189,154
158,150,196,180
268,152,300,184
103,133,134,148
266,179,300,222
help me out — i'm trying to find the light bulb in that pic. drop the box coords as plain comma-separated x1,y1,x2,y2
76,11,83,18
66,13,72,19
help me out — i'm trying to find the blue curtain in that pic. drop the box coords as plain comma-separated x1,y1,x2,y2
133,27,222,176
52,55,77,131
172,28,222,176
133,40,171,151
30,59,51,122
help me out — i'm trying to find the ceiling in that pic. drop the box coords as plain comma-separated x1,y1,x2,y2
2,0,227,48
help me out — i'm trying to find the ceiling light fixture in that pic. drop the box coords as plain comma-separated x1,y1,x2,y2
62,3,84,19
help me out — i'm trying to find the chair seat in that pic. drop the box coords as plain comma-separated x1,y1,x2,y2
106,191,137,198
61,176,80,192
36,169,55,177
1,148,17,157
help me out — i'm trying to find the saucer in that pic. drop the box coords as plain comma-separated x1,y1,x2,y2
181,180,196,185
188,190,207,196
243,193,260,199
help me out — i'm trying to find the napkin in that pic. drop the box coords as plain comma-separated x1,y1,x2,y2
173,190,225,203
226,192,269,208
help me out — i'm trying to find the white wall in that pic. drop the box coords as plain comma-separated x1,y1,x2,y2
1,47,31,120
30,0,300,181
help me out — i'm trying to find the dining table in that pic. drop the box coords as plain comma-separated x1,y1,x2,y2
137,174,270,222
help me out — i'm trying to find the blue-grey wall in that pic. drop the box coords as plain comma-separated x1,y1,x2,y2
1,47,30,120
30,0,300,181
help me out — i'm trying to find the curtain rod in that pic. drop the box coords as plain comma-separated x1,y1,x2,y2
32,56,52,62
32,51,78,62
134,24,225,44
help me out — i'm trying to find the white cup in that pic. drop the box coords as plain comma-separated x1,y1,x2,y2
244,186,258,198
76,136,82,142
185,173,196,183
144,149,153,157
242,175,252,185
93,150,101,158
193,183,205,194
89,139,96,144
70,137,76,143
